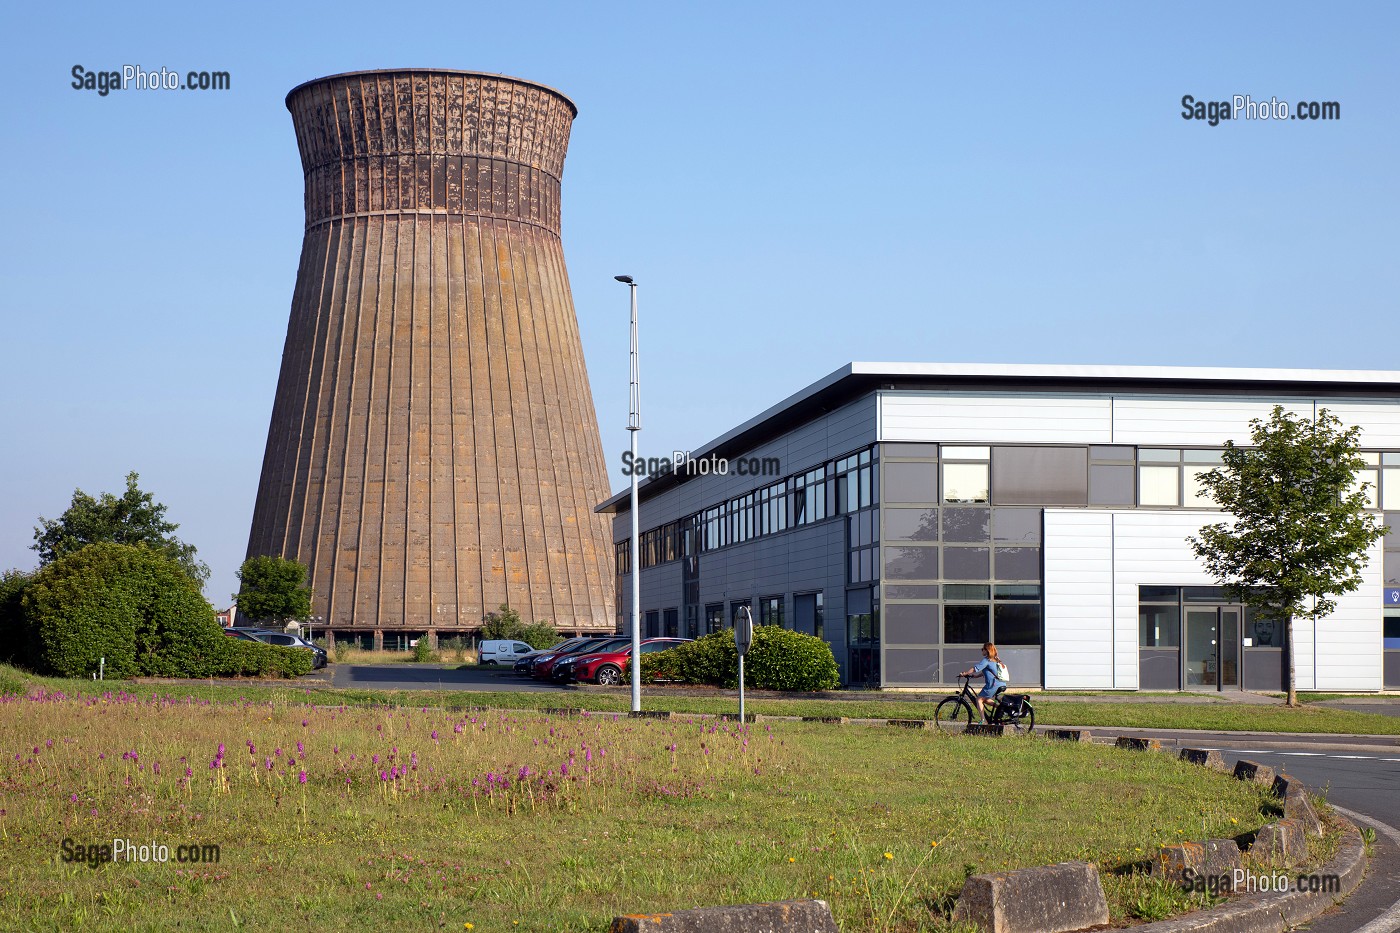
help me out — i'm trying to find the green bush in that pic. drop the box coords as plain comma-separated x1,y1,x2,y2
638,626,839,691
20,543,308,679
0,570,33,666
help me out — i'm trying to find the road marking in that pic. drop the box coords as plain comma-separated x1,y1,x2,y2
1330,805,1400,933
1278,751,1326,756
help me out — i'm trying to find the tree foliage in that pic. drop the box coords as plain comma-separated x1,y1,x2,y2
479,604,559,650
0,570,34,666
19,543,309,679
637,626,840,691
234,555,313,624
1188,406,1387,705
32,472,209,587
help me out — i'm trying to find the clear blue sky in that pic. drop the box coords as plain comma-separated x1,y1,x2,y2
2,1,1396,606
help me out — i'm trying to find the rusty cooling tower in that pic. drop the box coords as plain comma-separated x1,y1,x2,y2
246,70,615,640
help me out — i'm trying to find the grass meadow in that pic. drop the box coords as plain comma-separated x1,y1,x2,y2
0,680,1281,932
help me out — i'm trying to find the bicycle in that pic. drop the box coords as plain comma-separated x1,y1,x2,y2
934,674,1035,735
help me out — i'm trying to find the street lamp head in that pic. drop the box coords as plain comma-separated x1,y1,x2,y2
614,275,634,285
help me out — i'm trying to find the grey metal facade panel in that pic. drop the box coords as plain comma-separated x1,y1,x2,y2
610,393,877,542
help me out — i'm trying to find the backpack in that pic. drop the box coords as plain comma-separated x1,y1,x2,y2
994,661,1010,683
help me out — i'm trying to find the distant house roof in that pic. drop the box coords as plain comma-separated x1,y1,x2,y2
596,361,1400,515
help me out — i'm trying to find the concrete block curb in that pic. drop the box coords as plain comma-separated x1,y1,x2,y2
965,723,1007,737
886,718,932,729
1249,819,1308,867
1179,748,1229,771
1046,729,1092,742
1151,839,1243,886
1282,786,1323,838
543,707,583,717
627,710,670,720
1130,821,1366,933
951,860,1109,933
1232,760,1275,785
608,898,839,932
1116,736,1163,751
801,716,850,724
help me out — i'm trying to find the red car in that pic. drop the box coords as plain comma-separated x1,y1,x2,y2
530,636,629,680
567,638,691,686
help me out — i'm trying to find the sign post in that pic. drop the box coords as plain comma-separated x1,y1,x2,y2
735,605,754,723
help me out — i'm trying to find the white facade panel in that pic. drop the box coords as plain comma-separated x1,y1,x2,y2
1043,511,1115,689
879,392,1112,444
1328,403,1400,449
1311,540,1384,691
1111,398,1314,446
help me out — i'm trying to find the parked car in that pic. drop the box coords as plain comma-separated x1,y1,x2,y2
224,627,328,670
515,637,588,674
563,637,692,685
532,636,630,681
478,639,540,667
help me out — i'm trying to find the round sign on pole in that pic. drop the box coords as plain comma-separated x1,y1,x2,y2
735,605,754,656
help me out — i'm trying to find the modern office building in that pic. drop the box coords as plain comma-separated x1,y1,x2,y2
598,363,1400,692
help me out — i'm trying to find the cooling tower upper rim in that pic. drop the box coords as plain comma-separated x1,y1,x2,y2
285,69,577,117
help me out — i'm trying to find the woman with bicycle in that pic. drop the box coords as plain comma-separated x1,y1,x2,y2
959,642,1009,724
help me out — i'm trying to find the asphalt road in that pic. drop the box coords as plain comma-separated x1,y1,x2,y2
325,662,570,693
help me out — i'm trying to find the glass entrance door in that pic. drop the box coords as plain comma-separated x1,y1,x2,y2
1185,607,1240,690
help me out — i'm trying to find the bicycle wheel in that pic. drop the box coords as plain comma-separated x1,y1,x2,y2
934,697,974,733
1011,702,1035,736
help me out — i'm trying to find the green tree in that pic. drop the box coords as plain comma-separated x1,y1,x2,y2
32,472,209,587
478,605,559,649
1188,406,1387,706
22,542,222,678
234,556,312,625
0,569,34,666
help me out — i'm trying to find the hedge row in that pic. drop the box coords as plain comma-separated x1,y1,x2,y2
8,543,311,679
636,626,840,691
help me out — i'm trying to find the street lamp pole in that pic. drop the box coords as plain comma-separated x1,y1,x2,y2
615,274,642,713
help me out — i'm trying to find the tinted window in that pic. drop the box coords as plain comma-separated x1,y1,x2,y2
992,509,1040,543
994,604,1041,645
993,447,1088,506
884,508,939,542
513,643,531,653
884,546,938,580
944,605,989,644
994,547,1040,580
884,604,938,644
1088,464,1135,506
944,547,990,580
883,462,939,503
943,508,990,542
1139,606,1180,647
885,584,939,599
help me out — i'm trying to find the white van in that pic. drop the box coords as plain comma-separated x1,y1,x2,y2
478,640,538,666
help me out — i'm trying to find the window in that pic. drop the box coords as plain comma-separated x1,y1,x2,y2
1138,605,1180,647
991,508,1040,543
615,541,631,575
759,595,785,628
993,603,1040,645
944,605,989,644
1139,465,1180,506
1384,611,1400,650
794,592,824,638
994,547,1040,580
848,508,879,584
885,604,938,643
943,508,990,542
1245,606,1286,648
729,600,751,629
644,610,659,638
663,608,679,638
886,584,939,599
943,547,990,580
885,507,939,541
704,603,724,635
992,447,1088,506
1088,464,1135,506
884,462,938,503
943,463,989,503
884,547,937,580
